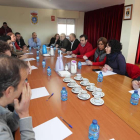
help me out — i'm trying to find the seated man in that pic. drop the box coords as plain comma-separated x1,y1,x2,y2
0,40,11,56
0,54,35,140
0,35,27,59
67,33,80,52
15,32,27,51
59,33,71,52
28,32,41,48
71,34,93,59
0,22,12,36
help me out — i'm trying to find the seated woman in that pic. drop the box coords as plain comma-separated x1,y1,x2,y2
48,33,60,47
83,37,107,66
102,39,126,75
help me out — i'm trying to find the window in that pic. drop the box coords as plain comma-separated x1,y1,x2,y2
57,18,75,36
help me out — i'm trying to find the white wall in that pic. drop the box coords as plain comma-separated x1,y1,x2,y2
121,0,140,63
0,6,84,45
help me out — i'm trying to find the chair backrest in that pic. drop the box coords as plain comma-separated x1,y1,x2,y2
126,63,140,79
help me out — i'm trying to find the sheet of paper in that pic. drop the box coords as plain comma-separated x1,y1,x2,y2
129,88,140,98
23,58,36,61
64,55,72,58
95,71,117,76
81,62,87,65
31,65,38,70
33,117,72,140
31,87,49,100
110,139,115,140
25,52,33,55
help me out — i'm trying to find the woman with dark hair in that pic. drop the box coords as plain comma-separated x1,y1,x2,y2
48,33,60,47
102,39,126,75
83,37,107,66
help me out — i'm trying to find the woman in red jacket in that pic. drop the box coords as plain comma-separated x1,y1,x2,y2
83,37,107,66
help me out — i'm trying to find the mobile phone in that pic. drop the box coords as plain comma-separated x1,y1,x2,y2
92,69,101,71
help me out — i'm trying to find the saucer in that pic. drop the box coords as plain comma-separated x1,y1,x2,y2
63,78,72,83
77,93,90,100
86,86,95,92
74,76,83,81
92,92,105,97
71,88,82,94
67,83,78,88
80,81,90,86
90,98,104,106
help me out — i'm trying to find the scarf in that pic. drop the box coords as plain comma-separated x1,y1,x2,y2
106,52,120,62
94,48,106,62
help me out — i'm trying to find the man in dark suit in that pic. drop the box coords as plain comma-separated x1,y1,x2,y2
67,33,80,53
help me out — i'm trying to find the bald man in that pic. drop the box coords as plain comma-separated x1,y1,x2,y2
28,32,41,48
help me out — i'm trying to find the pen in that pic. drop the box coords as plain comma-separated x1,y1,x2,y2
60,117,73,128
46,93,54,101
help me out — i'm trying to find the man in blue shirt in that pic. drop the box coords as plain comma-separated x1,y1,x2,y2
28,32,41,48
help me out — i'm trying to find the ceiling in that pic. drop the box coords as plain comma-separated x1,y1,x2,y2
0,0,124,12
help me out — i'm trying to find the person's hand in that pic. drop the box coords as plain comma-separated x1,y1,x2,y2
19,54,28,60
72,54,77,58
27,61,32,74
67,51,72,55
56,44,59,48
14,83,32,119
83,55,88,60
132,80,140,90
86,60,93,65
23,45,28,52
104,64,113,71
102,66,108,73
61,48,66,52
34,38,37,43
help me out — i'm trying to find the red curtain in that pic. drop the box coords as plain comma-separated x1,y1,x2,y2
135,33,140,64
84,4,124,48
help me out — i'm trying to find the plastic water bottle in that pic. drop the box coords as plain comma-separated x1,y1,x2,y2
61,87,68,101
88,120,100,140
42,59,46,68
97,72,103,82
38,46,40,50
36,50,39,55
29,46,31,52
78,61,82,69
47,66,51,76
130,90,139,105
36,54,40,62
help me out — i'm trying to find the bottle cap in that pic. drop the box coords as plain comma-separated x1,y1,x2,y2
92,119,97,124
134,90,138,94
62,87,66,90
99,71,102,74
79,61,81,63
48,66,50,68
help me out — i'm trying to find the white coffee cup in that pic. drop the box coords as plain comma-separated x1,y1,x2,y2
80,90,88,98
82,78,89,85
76,74,82,79
69,80,76,86
94,88,102,93
64,76,71,81
94,94,101,103
74,85,82,92
89,83,95,90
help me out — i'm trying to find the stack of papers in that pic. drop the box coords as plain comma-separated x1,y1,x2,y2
31,87,49,100
129,89,140,98
81,62,87,65
23,58,36,61
33,117,72,140
31,66,38,70
64,55,72,58
58,71,71,77
95,71,117,76
25,52,33,55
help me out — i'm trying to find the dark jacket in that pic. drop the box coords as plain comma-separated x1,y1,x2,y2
59,38,71,50
66,39,80,51
48,37,60,46
106,52,126,75
16,38,26,49
0,26,12,36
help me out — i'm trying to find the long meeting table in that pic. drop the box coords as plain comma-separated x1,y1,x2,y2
15,48,140,140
